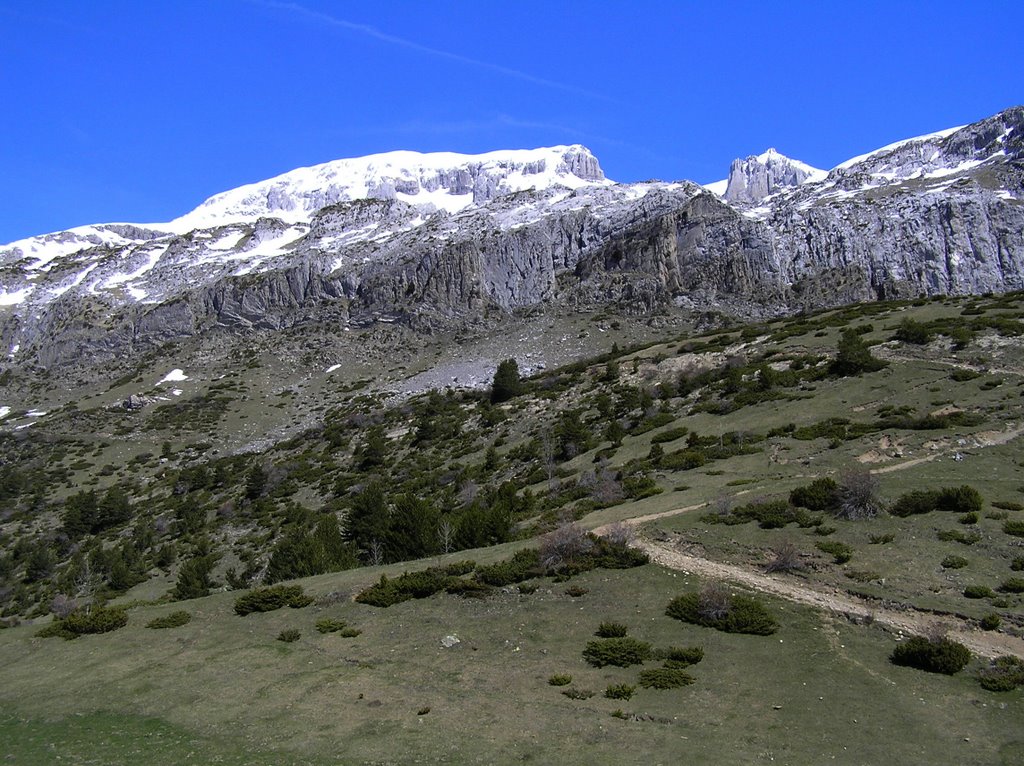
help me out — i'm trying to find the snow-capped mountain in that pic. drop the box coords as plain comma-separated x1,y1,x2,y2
1,107,1022,368
166,145,610,232
720,148,827,204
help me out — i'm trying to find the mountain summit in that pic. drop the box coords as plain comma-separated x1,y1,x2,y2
722,148,827,204
168,145,611,232
0,106,1022,369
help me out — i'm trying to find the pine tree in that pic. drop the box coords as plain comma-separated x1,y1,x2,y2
490,359,523,403
173,554,218,600
830,328,887,376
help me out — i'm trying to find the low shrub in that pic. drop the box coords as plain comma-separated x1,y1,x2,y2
548,674,572,686
941,555,969,570
815,540,853,564
518,583,539,594
890,636,971,675
964,585,994,599
959,512,980,525
977,656,1024,691
475,548,541,586
315,618,349,633
891,490,940,517
442,560,477,576
979,613,1002,631
565,586,589,597
892,485,984,517
665,588,777,635
997,577,1024,594
1003,519,1024,537
582,637,653,667
638,668,694,689
937,529,981,545
36,606,129,640
595,621,629,638
992,500,1024,511
234,585,313,615
789,478,840,512
277,629,301,643
869,533,895,545
146,611,192,629
1012,557,1024,572
936,486,984,514
657,646,704,668
604,684,636,700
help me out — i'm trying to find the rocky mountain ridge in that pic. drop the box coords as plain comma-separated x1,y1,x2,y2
1,107,1022,370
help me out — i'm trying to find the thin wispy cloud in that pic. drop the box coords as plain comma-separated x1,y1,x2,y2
249,0,612,102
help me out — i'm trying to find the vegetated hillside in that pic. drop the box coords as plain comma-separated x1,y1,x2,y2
1,292,1024,764
1,291,1023,621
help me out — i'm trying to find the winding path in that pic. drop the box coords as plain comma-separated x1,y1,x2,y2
595,509,1024,660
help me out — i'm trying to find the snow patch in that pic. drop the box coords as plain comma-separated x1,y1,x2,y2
25,409,47,417
0,406,10,419
835,125,964,170
703,179,728,196
326,364,342,373
158,369,188,384
0,287,34,306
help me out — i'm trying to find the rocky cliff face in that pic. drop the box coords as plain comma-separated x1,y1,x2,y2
723,148,827,204
1,108,1022,370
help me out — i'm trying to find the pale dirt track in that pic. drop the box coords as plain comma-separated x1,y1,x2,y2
595,508,1024,660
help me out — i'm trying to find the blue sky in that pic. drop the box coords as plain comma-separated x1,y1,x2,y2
1,0,1022,243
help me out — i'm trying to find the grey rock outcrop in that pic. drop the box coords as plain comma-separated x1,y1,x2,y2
2,109,1023,372
724,149,824,204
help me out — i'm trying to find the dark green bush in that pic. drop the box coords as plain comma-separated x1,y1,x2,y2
277,629,301,643
315,617,349,633
234,585,313,615
638,667,694,689
595,621,629,638
604,684,636,700
977,656,1024,691
548,674,572,686
582,637,653,667
815,540,853,564
665,589,777,635
997,577,1024,594
890,636,970,674
789,478,839,512
964,585,994,599
992,500,1024,511
146,610,192,629
651,427,689,444
935,486,984,514
937,529,981,545
941,555,969,569
36,606,129,640
1011,557,1024,572
891,490,939,517
979,613,1002,631
959,512,979,525
1003,519,1024,537
658,646,704,668
475,548,541,586
442,560,477,576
